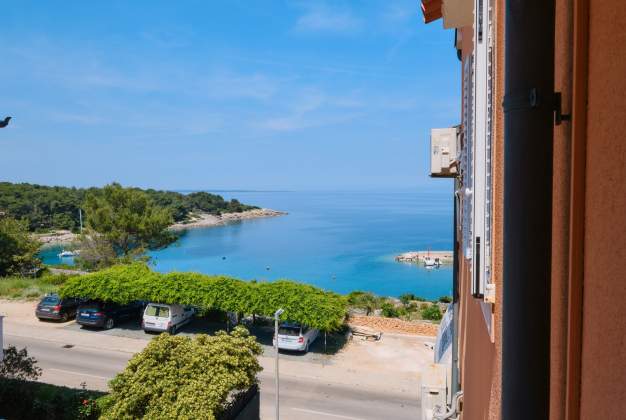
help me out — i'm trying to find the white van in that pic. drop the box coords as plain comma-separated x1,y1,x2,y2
273,322,319,353
142,303,195,334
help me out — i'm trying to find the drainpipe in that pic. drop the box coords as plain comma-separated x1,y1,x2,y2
451,180,460,396
502,1,555,419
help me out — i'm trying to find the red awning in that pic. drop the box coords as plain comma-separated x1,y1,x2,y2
421,0,443,24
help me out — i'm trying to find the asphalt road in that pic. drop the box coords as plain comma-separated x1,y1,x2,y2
6,334,419,420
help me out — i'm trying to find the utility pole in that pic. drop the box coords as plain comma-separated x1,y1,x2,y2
274,308,284,420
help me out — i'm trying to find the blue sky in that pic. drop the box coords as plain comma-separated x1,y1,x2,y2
1,1,459,191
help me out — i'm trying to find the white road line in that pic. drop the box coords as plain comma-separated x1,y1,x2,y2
46,368,110,381
291,408,367,420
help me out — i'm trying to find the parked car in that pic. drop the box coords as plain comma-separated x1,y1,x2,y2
273,322,319,353
76,300,143,329
35,294,82,322
142,303,195,334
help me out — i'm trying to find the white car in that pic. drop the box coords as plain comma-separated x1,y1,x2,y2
142,303,195,334
273,322,319,353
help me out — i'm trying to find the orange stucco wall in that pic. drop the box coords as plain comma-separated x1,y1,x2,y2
550,0,574,418
578,0,626,417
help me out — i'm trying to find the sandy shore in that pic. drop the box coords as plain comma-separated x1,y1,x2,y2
35,208,287,246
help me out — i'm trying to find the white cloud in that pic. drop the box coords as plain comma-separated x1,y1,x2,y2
294,5,362,34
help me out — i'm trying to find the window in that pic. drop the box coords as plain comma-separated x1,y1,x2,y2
278,326,301,336
471,0,494,300
146,305,170,318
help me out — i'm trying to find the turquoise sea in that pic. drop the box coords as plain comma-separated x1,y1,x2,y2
41,190,454,299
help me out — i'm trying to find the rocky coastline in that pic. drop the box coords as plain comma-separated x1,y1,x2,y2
169,208,287,231
35,208,288,246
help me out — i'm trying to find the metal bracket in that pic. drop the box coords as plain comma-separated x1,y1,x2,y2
554,92,571,125
502,88,540,113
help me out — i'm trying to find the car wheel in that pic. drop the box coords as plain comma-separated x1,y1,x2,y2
304,341,310,353
168,325,176,335
61,313,69,322
105,318,115,329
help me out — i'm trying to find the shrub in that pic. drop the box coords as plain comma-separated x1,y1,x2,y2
1,346,42,381
381,302,399,318
347,291,381,315
100,326,261,419
420,303,443,321
399,293,427,304
438,295,453,303
39,273,73,286
0,379,103,420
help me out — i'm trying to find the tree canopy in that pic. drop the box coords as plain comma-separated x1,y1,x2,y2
60,263,347,331
99,327,262,420
83,183,175,256
0,217,41,276
0,182,258,232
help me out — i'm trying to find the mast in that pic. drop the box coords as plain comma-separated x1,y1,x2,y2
79,208,83,234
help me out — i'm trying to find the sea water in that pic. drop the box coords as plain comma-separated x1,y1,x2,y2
42,189,454,299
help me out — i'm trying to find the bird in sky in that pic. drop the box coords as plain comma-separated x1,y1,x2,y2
0,117,11,128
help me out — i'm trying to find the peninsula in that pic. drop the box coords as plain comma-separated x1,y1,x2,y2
0,182,285,246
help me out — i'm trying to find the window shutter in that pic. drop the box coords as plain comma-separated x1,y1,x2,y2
471,0,493,299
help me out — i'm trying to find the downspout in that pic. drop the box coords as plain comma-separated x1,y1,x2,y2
451,179,460,396
502,1,556,419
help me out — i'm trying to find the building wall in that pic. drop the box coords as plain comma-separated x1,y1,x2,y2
455,4,504,414
579,0,626,417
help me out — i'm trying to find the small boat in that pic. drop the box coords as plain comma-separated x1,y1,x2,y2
423,257,436,267
423,257,441,268
58,250,79,258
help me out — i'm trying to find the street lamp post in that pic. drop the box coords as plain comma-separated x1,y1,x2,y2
274,308,284,420
0,315,4,362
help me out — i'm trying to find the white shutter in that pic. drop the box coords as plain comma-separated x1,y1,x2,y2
461,55,474,262
471,0,493,298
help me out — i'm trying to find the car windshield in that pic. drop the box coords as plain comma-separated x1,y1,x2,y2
41,296,60,305
145,305,170,318
278,326,301,336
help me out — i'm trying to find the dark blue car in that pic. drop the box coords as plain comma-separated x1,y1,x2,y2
76,300,143,329
36,294,82,321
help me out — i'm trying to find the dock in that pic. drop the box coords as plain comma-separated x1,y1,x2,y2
395,251,453,264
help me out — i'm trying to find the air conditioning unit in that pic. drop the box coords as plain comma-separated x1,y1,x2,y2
420,363,449,420
430,127,458,178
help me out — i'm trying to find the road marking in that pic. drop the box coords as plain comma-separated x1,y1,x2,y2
47,368,109,381
291,408,367,420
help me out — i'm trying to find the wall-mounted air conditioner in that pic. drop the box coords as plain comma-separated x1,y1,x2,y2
430,127,459,178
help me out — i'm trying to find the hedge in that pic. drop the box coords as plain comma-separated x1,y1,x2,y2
0,378,104,419
59,263,347,331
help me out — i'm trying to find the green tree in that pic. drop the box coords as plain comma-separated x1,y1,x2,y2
74,230,118,270
100,327,262,419
0,217,41,276
84,183,175,256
